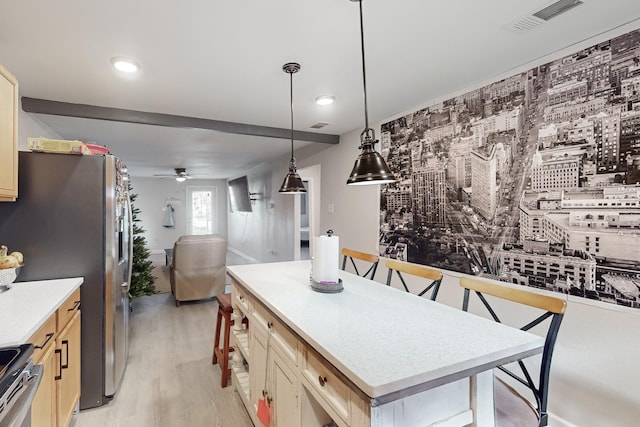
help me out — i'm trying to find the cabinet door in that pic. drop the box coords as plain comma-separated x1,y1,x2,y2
249,321,269,415
270,349,299,427
56,311,81,427
0,63,18,201
31,344,57,427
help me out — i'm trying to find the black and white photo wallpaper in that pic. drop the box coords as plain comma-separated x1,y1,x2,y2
380,28,640,309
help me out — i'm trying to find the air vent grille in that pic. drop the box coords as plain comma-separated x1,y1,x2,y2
533,0,583,21
505,0,583,34
510,16,545,33
310,122,329,129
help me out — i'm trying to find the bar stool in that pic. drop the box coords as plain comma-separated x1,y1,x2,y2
385,259,443,301
341,247,379,280
212,292,234,388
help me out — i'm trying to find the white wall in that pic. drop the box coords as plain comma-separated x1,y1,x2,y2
226,156,298,263
17,107,61,148
130,177,228,254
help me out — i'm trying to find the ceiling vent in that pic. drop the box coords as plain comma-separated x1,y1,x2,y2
505,0,584,34
310,122,329,129
533,0,583,21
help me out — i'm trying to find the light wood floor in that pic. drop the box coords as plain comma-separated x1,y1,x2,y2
74,293,253,427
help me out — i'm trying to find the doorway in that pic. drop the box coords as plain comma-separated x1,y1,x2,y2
300,184,310,260
295,165,321,261
186,186,218,235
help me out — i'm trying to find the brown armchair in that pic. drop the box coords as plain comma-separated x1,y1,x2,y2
170,234,227,306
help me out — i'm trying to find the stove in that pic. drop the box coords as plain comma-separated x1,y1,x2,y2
0,344,43,427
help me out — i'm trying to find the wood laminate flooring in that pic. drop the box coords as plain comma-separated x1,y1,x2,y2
74,293,253,427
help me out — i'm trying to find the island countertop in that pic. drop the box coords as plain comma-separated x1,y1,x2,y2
0,277,83,346
227,260,544,400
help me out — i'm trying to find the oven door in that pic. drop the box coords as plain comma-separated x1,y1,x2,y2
0,363,43,427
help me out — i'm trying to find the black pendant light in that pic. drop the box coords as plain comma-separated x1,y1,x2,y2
347,0,396,186
279,62,307,194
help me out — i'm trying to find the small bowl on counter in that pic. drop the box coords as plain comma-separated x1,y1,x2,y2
0,265,23,291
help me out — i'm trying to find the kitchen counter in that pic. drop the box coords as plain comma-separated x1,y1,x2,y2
227,260,544,401
0,277,83,346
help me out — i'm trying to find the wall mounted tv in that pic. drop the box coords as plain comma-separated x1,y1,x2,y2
228,175,253,212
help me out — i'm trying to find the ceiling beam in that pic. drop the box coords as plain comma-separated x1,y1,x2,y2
21,97,340,145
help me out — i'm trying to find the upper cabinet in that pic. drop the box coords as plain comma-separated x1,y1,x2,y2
0,63,18,202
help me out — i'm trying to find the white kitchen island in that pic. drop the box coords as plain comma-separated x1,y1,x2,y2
227,261,543,427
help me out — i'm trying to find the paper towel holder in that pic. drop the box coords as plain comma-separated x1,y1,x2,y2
310,229,344,293
310,277,343,293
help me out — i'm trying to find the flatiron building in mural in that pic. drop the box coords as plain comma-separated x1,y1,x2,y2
379,28,640,309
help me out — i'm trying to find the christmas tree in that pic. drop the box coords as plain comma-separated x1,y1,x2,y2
129,183,157,298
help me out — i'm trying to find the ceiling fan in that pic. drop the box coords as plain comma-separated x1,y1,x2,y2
153,168,195,182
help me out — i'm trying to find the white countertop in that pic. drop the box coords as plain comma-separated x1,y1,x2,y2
0,277,83,347
227,261,544,400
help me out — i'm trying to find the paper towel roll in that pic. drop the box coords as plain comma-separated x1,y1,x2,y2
312,233,340,284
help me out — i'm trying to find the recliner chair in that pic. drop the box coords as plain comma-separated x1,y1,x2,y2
170,234,227,306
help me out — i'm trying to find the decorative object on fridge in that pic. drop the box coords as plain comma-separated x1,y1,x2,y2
310,230,343,293
27,137,93,155
346,0,395,186
279,62,307,194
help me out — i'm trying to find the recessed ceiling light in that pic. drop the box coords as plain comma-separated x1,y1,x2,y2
111,57,140,73
315,95,335,106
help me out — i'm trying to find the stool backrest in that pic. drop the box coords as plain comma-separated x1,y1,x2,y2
460,277,567,426
385,259,443,301
341,248,379,280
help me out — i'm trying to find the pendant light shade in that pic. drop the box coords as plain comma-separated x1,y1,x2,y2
279,62,307,194
346,0,396,186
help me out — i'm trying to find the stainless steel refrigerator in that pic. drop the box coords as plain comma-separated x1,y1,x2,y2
0,151,132,409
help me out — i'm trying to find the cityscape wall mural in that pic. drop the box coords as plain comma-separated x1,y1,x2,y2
379,27,640,309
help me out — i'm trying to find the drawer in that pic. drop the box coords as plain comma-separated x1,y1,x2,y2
231,281,252,315
57,288,81,331
28,314,56,363
253,302,298,364
302,347,350,422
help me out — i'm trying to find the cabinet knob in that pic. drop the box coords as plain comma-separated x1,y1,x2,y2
318,375,327,387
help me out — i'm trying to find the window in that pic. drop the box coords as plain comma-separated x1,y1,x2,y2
186,186,218,235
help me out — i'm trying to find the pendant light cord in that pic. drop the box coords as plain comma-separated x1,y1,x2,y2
357,0,372,138
290,68,295,162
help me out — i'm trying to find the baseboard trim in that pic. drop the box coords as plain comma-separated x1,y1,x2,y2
548,412,579,427
227,247,260,264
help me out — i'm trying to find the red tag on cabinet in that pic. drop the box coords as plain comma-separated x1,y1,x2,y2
257,397,270,426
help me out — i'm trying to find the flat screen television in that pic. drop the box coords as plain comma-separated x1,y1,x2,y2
228,175,253,212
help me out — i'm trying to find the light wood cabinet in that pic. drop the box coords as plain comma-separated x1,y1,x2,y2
31,315,57,427
29,288,81,427
0,63,18,202
56,310,81,427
